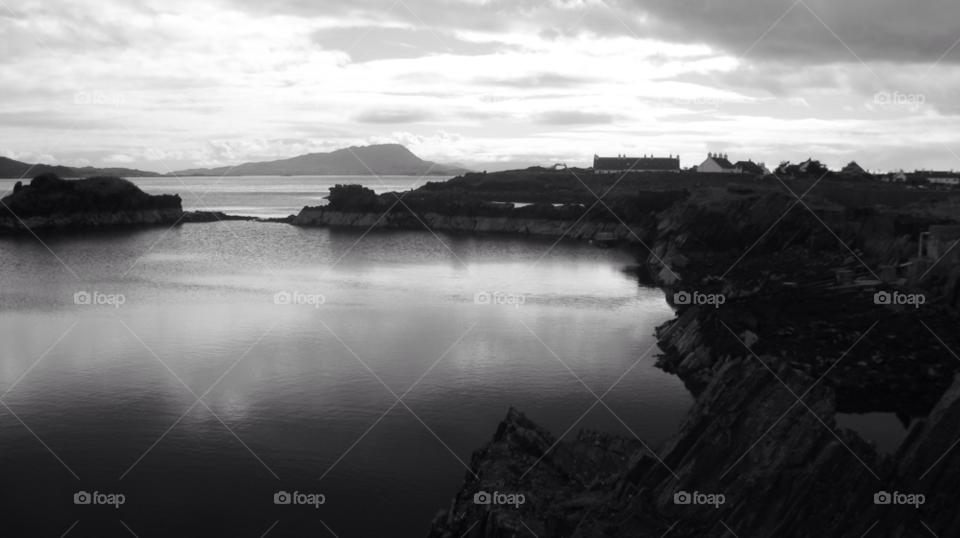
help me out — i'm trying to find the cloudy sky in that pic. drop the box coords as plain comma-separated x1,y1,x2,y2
2,0,959,173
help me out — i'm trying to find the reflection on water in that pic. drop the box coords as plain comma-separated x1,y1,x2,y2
0,222,692,537
836,413,917,454
836,412,914,454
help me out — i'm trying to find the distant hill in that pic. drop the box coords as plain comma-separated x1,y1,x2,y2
170,144,470,177
0,157,162,179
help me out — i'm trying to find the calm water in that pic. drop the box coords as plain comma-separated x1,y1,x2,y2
0,177,693,538
131,175,441,218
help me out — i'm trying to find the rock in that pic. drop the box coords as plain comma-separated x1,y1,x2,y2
0,173,183,232
741,329,759,348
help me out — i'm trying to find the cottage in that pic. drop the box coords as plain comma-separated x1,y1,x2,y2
592,154,680,174
698,153,739,173
839,161,867,176
734,160,769,177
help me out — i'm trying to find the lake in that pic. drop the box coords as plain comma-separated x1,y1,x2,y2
0,176,693,538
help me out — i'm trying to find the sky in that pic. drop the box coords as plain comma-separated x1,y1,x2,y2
1,0,960,173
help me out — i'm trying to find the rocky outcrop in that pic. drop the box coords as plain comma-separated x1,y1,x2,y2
428,358,960,537
1,208,184,231
291,184,685,243
293,208,627,240
0,173,183,232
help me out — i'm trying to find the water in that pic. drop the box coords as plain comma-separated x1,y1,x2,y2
132,175,437,219
0,177,693,537
835,412,914,455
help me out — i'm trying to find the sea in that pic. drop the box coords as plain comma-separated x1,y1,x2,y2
0,175,905,537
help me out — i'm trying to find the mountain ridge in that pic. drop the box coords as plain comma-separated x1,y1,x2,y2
170,144,470,177
0,157,162,179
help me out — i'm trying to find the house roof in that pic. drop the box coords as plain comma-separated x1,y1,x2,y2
707,157,736,169
735,160,765,175
840,161,865,174
593,156,680,171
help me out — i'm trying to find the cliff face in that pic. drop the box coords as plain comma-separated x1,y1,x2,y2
427,349,960,537
0,173,183,232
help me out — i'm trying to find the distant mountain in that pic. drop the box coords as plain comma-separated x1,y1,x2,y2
444,162,474,172
0,157,162,179
170,144,470,177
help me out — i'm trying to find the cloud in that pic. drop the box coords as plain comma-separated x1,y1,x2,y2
386,130,463,146
534,110,616,125
103,153,136,163
476,73,591,88
355,109,434,123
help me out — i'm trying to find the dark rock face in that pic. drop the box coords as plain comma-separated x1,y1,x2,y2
427,358,960,538
291,184,681,242
0,173,182,231
426,408,665,538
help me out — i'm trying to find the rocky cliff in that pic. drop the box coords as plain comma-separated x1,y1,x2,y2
0,173,183,232
427,352,960,537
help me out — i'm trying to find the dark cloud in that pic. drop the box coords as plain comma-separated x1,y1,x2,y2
534,110,615,125
585,0,960,66
354,109,433,123
224,0,960,67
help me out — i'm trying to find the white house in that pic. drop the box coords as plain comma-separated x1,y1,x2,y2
698,153,739,173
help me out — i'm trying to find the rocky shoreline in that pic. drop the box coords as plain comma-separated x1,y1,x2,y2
4,174,959,536
0,174,294,232
427,356,960,537
416,179,960,537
